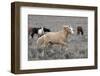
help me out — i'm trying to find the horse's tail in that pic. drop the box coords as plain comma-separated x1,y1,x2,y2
37,35,48,48
37,35,45,48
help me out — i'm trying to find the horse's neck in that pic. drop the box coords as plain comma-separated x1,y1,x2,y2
62,30,69,37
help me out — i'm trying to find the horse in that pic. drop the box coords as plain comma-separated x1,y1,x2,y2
30,27,41,38
43,27,50,32
37,25,74,49
77,26,84,35
36,25,74,56
29,27,51,38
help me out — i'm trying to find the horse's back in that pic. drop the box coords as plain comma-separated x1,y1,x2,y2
44,32,64,42
44,28,50,32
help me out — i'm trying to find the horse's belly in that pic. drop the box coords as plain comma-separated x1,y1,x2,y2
48,37,61,44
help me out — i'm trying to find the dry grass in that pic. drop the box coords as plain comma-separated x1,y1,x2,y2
28,33,88,60
28,15,88,61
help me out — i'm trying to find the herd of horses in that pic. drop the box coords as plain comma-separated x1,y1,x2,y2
29,25,84,38
28,25,84,56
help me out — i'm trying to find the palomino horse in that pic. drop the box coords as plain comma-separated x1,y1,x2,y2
36,25,74,56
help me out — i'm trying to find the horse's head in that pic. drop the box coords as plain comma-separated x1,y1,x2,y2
63,25,74,34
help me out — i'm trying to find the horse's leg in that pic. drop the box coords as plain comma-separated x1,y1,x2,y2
42,39,49,58
60,41,68,47
77,30,80,35
81,30,84,35
36,41,40,58
31,33,34,38
40,40,45,57
60,41,68,51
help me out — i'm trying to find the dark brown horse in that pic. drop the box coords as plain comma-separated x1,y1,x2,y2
77,26,84,35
